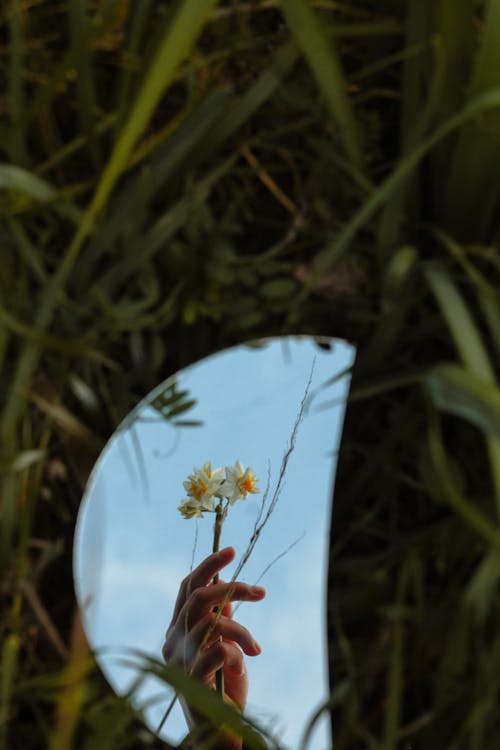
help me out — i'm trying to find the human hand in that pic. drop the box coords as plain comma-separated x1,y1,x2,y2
162,547,265,747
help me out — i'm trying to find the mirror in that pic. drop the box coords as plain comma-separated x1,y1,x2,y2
73,335,355,748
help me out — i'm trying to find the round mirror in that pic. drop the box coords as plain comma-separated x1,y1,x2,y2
73,335,355,748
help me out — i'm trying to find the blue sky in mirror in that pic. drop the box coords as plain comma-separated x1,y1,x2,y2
74,336,355,749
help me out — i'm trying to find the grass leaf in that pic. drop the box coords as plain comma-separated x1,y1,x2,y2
442,0,500,239
116,651,280,750
68,0,100,165
281,0,366,174
291,86,500,317
85,0,219,229
424,263,500,520
425,409,500,551
423,263,495,382
426,363,500,440
0,635,21,750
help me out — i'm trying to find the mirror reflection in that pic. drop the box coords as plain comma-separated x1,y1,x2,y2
74,336,355,748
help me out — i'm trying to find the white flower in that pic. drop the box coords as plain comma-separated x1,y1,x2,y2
178,498,204,519
183,462,224,505
178,460,258,519
219,461,260,504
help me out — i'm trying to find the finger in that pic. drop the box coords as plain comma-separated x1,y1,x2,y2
189,614,261,656
172,548,236,621
179,581,265,625
216,578,232,618
191,641,244,682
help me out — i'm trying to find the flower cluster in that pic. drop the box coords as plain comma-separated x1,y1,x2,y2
178,460,259,519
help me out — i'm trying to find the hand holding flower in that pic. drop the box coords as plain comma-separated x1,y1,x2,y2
162,547,265,750
167,459,262,748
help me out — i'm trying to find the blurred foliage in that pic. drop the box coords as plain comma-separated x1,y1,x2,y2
0,0,500,748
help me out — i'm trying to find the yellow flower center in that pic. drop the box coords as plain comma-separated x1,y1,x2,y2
190,480,208,500
239,473,256,493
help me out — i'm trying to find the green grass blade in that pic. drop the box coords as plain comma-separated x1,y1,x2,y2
487,443,500,523
1,0,217,442
427,231,500,371
36,114,116,177
25,52,75,126
425,410,500,551
433,0,475,121
6,450,45,474
349,43,420,85
290,86,500,319
377,35,446,256
117,652,278,750
423,264,495,382
424,265,500,520
97,156,236,297
68,0,100,165
360,245,418,369
0,302,115,366
330,21,403,39
442,0,500,240
86,0,218,228
400,0,431,154
190,41,299,161
7,1,26,164
114,0,154,129
464,550,500,624
468,0,500,97
434,598,470,704
281,0,366,175
426,363,500,440
0,164,83,223
479,289,500,362
0,634,20,750
7,219,46,283
0,164,59,203
75,88,232,289
144,89,232,188
384,557,417,748
431,0,475,184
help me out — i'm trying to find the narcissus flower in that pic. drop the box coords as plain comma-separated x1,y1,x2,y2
178,460,259,519
219,460,260,504
178,498,204,519
183,462,224,505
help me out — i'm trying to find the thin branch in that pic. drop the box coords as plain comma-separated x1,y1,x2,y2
233,532,306,615
232,361,314,582
19,579,69,658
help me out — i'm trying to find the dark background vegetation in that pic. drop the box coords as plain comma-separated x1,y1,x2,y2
1,1,500,748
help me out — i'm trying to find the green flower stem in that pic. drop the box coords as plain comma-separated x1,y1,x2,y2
212,502,224,698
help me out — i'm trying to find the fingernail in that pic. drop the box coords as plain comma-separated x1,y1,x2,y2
251,586,266,597
253,640,262,654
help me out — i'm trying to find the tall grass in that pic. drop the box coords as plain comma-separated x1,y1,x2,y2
0,1,499,748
